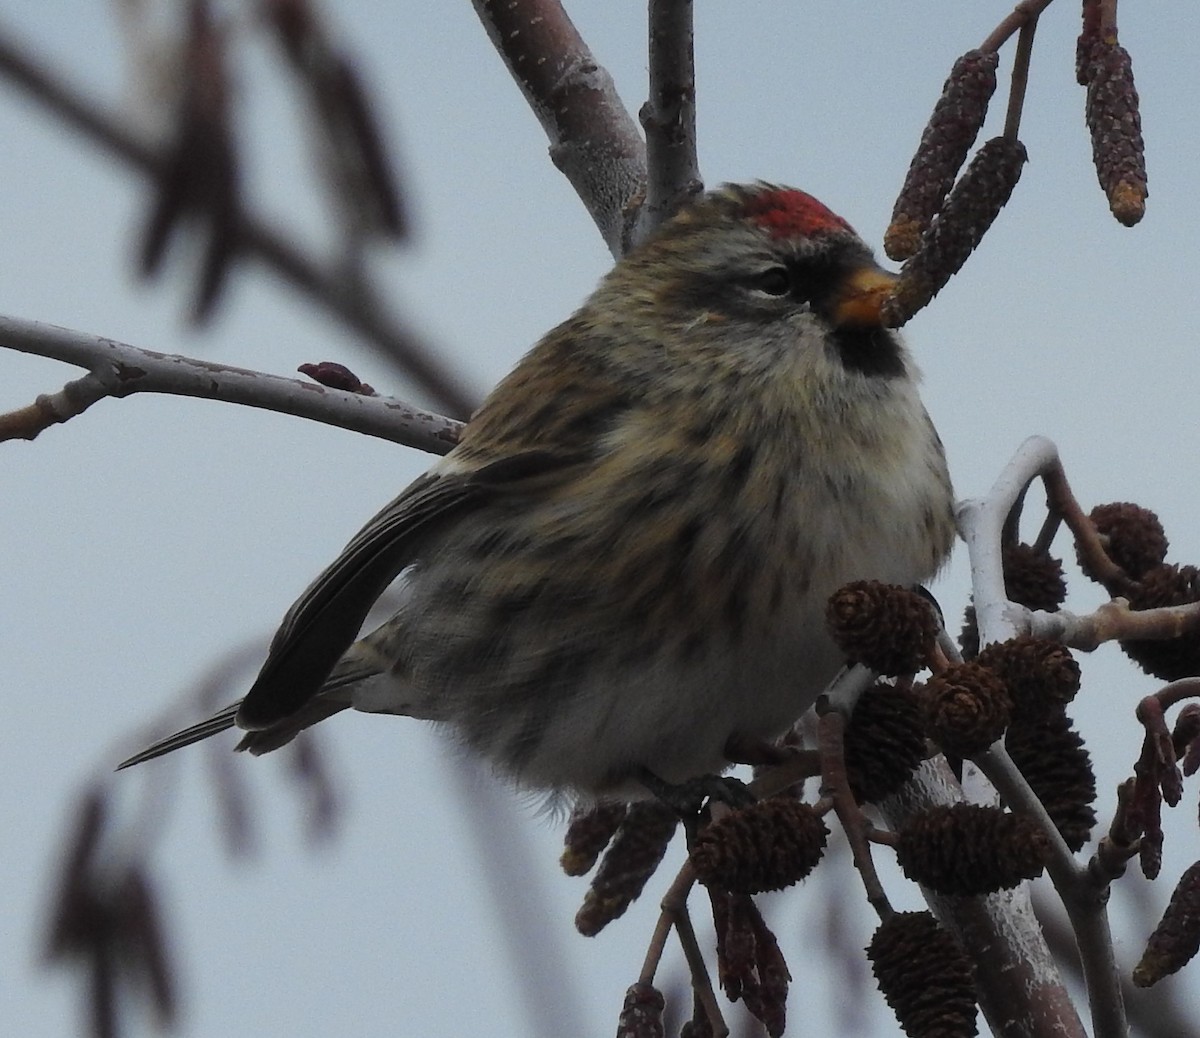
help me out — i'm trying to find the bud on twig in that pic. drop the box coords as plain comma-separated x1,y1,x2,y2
886,49,1000,261
616,982,666,1038
711,893,790,1037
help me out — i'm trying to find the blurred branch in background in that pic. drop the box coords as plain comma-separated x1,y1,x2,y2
0,12,476,416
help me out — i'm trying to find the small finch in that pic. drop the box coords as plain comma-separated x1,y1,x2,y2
120,183,955,801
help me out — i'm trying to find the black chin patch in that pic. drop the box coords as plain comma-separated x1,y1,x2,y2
830,325,906,378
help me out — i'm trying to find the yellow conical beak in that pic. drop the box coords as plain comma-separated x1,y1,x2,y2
830,266,896,328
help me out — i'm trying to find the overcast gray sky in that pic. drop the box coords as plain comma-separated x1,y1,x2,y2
3,4,1198,1036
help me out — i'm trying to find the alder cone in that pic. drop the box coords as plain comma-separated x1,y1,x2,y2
1084,502,1168,581
868,910,978,1038
1121,564,1200,681
895,804,1050,895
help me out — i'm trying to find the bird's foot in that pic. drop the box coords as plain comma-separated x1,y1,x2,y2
638,768,757,821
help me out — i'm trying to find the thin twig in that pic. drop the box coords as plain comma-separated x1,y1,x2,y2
639,861,728,1037
1032,507,1063,554
980,0,1056,53
0,315,462,453
1003,15,1038,140
1042,456,1135,594
815,709,893,920
0,371,110,441
637,0,702,240
1091,778,1140,885
956,435,1060,646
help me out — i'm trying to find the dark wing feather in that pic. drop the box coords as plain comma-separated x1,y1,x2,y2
235,449,584,731
117,702,241,769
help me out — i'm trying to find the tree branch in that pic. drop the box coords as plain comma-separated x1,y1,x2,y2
0,22,477,418
881,756,1087,1038
469,0,647,256
637,0,702,240
978,744,1128,1038
0,315,462,453
1027,599,1200,653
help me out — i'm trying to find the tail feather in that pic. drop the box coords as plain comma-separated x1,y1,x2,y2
117,701,242,769
117,642,384,770
234,697,350,755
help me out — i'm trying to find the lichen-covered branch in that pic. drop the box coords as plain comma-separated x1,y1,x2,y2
469,0,647,255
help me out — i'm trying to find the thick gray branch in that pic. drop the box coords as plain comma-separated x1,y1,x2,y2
470,0,647,256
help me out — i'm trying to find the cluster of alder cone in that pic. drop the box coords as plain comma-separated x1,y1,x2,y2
882,0,1147,327
563,501,1200,1038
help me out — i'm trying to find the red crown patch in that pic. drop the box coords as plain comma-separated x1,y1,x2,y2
743,188,854,240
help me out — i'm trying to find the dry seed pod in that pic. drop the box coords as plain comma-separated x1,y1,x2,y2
1006,708,1097,851
886,49,1000,261
844,683,926,803
1083,39,1148,226
1003,543,1068,612
868,911,978,1038
826,580,939,675
921,663,1012,758
574,802,677,936
1120,564,1200,681
616,982,666,1038
560,801,627,877
895,804,1050,895
1083,502,1168,581
974,636,1081,719
690,798,828,894
1133,861,1200,987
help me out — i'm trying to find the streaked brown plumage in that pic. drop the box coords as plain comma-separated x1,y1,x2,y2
120,183,955,801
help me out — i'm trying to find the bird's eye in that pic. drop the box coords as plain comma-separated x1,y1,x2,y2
748,267,792,297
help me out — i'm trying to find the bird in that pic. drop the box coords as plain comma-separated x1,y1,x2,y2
119,183,956,803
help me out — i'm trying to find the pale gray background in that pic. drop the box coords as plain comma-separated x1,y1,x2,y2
2,4,1197,1036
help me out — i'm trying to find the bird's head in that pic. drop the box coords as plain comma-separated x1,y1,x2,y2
599,183,906,381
